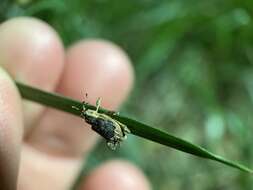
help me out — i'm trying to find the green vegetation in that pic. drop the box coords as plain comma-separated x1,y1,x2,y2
2,0,253,189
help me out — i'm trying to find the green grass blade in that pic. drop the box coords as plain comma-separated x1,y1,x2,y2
114,116,253,173
15,81,253,173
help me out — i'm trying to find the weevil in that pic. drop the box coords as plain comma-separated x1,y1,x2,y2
75,98,130,150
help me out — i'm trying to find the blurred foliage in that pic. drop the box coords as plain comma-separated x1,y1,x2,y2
1,0,253,189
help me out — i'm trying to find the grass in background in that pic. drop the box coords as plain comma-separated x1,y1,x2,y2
2,0,253,189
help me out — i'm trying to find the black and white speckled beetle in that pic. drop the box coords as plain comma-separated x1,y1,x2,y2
77,98,130,150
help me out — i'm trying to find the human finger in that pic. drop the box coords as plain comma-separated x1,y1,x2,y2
28,39,134,157
0,17,64,132
0,68,23,189
79,160,151,190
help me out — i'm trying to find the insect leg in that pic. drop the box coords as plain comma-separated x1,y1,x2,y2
71,106,80,111
96,97,101,112
107,140,119,150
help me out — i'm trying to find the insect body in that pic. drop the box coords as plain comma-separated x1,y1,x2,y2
79,98,130,150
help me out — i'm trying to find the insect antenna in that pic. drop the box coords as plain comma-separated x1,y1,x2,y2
80,92,90,112
72,93,89,112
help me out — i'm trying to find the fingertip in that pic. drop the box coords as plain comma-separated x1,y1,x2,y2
79,160,150,190
0,17,64,87
61,39,134,109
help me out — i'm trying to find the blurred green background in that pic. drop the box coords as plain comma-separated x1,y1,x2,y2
1,0,253,189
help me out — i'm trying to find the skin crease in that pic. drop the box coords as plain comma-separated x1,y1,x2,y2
0,17,151,190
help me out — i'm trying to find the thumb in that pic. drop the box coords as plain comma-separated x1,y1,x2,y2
0,67,23,190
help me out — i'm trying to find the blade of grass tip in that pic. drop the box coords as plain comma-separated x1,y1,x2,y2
15,81,253,173
114,116,253,173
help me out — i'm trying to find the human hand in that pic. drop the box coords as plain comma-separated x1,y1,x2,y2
0,17,150,190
